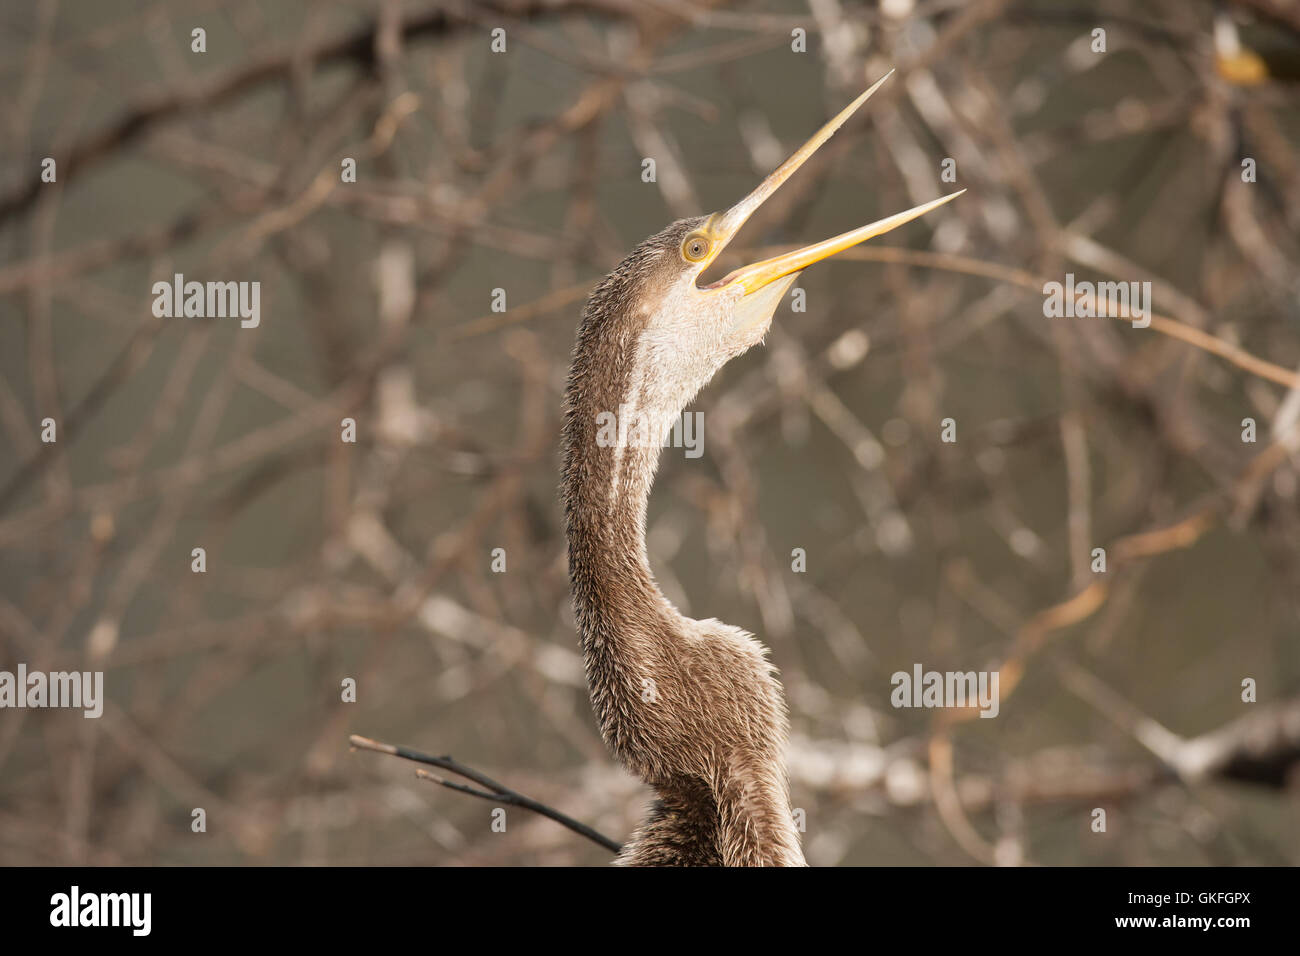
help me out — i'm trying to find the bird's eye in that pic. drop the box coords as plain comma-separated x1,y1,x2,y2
682,235,710,262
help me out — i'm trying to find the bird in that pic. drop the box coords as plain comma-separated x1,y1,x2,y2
561,73,962,866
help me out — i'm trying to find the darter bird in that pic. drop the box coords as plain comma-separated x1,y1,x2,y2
561,73,962,866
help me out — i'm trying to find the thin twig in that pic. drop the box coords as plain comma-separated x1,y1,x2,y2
349,734,622,854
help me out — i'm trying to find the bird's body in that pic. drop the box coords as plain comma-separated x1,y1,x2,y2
562,219,804,865
561,75,960,866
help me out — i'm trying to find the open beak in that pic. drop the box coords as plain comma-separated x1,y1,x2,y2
703,71,964,295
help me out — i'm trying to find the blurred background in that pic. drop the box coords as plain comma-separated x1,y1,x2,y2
1,0,1299,866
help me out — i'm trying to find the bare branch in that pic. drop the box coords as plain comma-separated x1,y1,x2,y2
349,735,622,854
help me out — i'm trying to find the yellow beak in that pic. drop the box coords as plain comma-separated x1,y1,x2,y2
704,71,964,294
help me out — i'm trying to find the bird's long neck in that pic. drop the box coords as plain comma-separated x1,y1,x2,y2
561,357,675,665
560,300,695,761
562,295,806,867
563,435,665,628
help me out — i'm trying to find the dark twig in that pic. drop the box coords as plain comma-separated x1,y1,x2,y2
348,734,622,854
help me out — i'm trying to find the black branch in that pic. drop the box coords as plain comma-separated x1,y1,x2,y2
348,734,623,855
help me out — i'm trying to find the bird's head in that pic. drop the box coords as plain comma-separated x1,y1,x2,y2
588,72,963,418
573,72,962,451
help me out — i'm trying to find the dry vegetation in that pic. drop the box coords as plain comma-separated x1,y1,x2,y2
0,0,1298,865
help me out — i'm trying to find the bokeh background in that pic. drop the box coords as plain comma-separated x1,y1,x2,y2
1,0,1299,866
